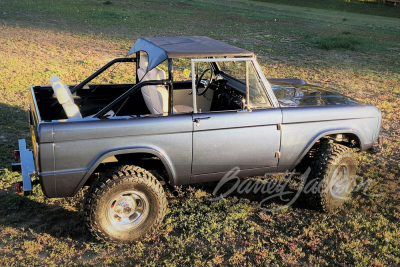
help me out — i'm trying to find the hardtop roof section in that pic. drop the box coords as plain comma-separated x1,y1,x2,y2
127,36,254,71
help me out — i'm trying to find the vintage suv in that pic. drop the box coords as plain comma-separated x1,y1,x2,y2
13,36,381,244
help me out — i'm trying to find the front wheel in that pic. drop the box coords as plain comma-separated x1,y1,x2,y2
84,165,167,244
307,143,357,212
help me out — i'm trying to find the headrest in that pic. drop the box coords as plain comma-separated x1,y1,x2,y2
50,76,61,87
139,54,148,70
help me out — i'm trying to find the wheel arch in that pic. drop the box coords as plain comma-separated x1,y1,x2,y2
292,129,363,169
71,147,176,196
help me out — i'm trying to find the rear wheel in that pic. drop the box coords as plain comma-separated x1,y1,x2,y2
307,142,357,212
84,165,167,244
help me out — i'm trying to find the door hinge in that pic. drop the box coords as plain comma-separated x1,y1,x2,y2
275,151,281,158
277,123,282,131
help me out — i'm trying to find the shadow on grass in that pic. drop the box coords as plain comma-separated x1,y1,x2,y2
0,175,318,245
183,177,322,212
0,103,31,168
0,188,96,243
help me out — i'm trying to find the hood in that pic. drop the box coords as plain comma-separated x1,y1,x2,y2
270,83,361,107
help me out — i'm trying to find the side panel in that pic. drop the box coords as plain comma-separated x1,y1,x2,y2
46,114,193,197
278,105,379,172
191,166,278,183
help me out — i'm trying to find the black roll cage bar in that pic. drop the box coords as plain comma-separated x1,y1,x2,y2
71,57,137,94
71,55,175,117
71,55,228,118
93,79,173,118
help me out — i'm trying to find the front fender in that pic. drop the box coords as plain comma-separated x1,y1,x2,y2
277,122,372,173
291,128,364,169
278,105,379,172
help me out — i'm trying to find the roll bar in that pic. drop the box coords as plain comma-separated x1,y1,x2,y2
93,79,172,118
71,58,137,94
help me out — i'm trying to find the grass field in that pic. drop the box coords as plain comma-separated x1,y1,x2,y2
0,0,399,265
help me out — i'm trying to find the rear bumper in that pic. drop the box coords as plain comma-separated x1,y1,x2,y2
13,139,36,196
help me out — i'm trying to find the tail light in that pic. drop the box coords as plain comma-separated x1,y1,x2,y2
13,150,20,162
16,182,23,195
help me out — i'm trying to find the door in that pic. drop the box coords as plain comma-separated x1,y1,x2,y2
191,109,281,177
189,57,282,182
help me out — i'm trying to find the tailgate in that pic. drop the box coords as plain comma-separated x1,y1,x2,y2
28,86,40,172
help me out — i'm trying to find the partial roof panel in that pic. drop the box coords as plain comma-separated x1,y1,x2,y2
128,38,168,72
128,36,254,71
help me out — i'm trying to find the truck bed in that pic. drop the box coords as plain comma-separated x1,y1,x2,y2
32,84,147,120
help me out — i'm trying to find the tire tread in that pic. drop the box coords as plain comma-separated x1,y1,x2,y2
307,142,356,212
83,165,167,244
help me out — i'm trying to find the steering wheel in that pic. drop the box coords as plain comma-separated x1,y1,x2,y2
196,68,213,96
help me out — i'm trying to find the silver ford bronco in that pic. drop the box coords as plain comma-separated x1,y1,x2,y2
12,36,381,244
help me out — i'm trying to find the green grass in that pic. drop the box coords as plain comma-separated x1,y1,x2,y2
0,0,399,266
254,0,400,18
314,35,363,50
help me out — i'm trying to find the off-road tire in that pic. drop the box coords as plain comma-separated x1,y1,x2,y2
83,165,167,244
305,142,357,212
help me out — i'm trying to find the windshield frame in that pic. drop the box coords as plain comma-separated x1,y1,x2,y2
190,57,278,113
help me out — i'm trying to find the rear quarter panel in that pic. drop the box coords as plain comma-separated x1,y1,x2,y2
38,114,193,197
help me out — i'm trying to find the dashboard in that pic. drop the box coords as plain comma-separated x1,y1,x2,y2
230,90,244,107
209,76,246,111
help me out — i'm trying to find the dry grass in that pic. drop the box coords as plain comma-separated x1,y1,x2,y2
0,0,399,266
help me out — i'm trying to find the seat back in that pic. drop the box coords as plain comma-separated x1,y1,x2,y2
148,67,168,114
141,67,169,114
137,54,150,81
50,76,82,119
137,54,169,114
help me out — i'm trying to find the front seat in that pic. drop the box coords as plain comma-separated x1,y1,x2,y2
137,55,193,114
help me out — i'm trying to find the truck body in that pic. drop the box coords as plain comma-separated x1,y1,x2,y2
26,75,380,198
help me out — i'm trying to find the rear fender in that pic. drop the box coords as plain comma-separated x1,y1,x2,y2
71,147,175,196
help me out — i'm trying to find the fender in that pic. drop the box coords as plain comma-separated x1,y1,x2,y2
70,146,176,196
288,128,364,171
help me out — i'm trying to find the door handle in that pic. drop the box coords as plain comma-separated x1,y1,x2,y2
193,117,211,126
193,117,211,123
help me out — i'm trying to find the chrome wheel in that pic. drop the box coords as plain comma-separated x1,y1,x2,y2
106,190,149,231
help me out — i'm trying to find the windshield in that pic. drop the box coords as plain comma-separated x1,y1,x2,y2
216,60,271,108
191,58,272,110
217,61,246,83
